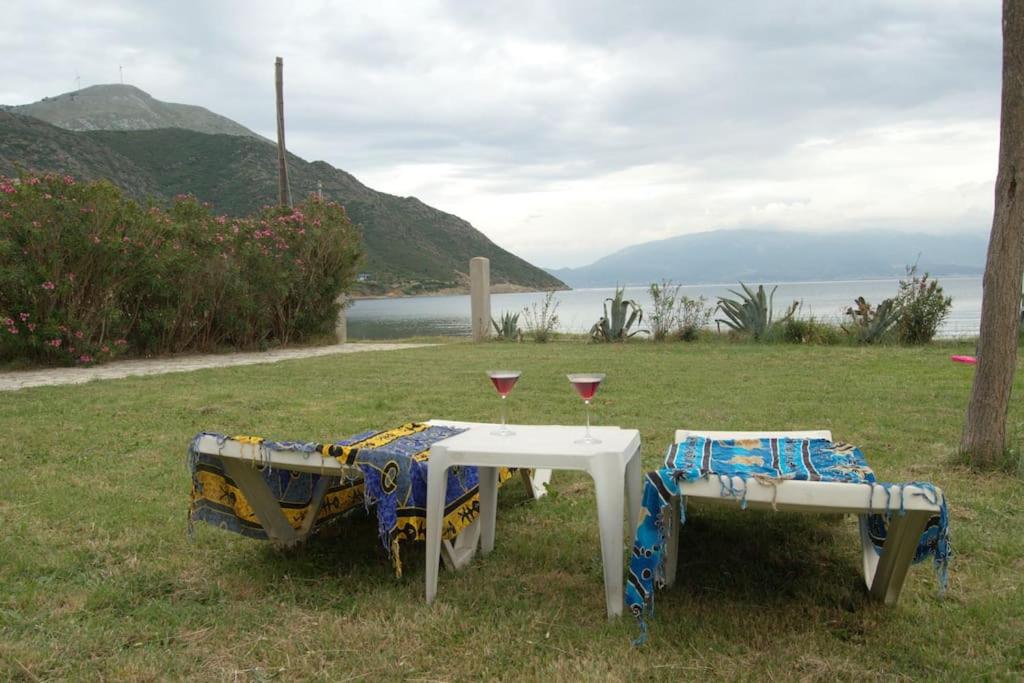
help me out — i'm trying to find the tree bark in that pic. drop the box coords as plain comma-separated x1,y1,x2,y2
275,56,292,208
960,0,1024,468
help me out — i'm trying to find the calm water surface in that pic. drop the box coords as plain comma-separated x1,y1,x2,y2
346,277,983,340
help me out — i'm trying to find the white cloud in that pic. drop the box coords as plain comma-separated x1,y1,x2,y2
0,0,1003,267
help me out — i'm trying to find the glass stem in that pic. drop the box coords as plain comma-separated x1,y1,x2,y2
501,394,508,428
584,399,591,438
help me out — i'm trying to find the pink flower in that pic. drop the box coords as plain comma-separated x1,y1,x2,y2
26,323,36,332
78,354,92,363
3,318,12,326
63,175,75,185
19,312,29,321
101,345,109,353
6,326,17,334
42,281,55,291
48,338,62,348
74,330,84,339
0,182,14,194
27,177,40,186
114,339,127,346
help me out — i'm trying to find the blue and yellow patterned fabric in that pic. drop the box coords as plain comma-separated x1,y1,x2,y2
189,422,511,575
626,437,950,643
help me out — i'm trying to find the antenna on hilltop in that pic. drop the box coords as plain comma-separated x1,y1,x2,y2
119,65,123,84
75,72,81,91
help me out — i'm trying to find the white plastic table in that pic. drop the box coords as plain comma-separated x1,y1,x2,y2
424,422,643,618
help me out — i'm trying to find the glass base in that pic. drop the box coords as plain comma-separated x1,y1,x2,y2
574,435,601,445
491,426,515,437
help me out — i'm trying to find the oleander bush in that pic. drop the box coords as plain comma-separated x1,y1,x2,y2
0,172,362,365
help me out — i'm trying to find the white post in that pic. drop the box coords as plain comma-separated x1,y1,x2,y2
335,294,347,343
470,257,490,342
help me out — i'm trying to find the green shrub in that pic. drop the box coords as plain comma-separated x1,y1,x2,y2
895,266,953,345
0,173,362,365
778,313,844,345
521,291,560,342
648,280,680,342
675,296,713,341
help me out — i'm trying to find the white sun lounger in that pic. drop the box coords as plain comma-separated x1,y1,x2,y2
662,429,945,605
191,421,551,571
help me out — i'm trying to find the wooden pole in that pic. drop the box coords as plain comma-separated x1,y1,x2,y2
275,56,292,208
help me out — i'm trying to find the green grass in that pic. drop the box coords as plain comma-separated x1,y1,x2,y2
1,341,1022,680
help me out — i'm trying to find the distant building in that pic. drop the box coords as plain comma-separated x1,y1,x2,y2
356,272,373,282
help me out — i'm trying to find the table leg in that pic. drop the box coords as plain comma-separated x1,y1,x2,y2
425,450,450,605
591,458,625,618
479,466,500,555
624,445,642,534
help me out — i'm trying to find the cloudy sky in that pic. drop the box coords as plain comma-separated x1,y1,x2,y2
1,1,1003,267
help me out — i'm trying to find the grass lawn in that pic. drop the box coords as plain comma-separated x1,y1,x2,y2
1,340,1022,680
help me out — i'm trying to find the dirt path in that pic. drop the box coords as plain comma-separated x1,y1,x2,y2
0,343,436,392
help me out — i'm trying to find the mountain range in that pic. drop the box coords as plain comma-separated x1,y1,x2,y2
0,85,564,293
546,228,988,288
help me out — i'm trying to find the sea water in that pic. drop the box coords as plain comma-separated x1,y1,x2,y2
346,277,984,340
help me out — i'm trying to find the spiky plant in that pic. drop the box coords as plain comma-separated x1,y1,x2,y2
843,296,900,344
490,311,521,341
590,287,647,342
715,283,797,340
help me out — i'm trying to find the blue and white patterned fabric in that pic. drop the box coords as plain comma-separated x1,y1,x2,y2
625,437,951,644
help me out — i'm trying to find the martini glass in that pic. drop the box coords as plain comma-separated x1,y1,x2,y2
487,370,522,436
567,373,605,444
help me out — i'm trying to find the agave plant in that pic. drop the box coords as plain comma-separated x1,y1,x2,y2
590,287,647,342
715,283,797,340
490,311,522,341
842,296,900,344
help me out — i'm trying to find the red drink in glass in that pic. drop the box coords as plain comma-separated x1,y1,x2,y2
567,373,606,444
570,377,602,401
490,373,520,398
487,370,522,436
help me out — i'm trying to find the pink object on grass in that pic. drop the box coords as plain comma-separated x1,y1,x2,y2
951,355,977,365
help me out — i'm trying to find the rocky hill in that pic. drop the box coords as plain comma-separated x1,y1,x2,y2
7,84,263,139
0,88,563,293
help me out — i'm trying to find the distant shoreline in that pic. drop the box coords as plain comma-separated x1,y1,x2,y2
351,274,982,300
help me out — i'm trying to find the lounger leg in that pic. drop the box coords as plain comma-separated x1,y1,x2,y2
591,459,626,618
441,518,480,571
521,468,553,499
861,510,931,605
221,459,300,547
296,475,335,538
663,495,681,588
425,453,449,605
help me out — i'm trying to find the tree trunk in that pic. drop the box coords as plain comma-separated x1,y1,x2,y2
960,0,1024,468
275,56,292,208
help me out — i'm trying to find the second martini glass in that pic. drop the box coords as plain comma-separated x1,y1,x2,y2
487,370,522,436
567,373,606,444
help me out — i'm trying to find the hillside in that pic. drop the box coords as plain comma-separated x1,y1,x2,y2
547,228,987,287
0,111,562,292
7,84,263,139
